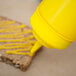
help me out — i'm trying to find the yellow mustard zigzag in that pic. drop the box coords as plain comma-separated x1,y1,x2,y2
0,20,36,56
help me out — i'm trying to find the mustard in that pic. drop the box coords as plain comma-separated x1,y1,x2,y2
30,0,76,50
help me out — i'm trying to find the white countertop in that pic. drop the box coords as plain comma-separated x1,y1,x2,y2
0,0,76,76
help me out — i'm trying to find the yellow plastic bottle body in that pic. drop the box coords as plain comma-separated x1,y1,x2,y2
30,0,76,49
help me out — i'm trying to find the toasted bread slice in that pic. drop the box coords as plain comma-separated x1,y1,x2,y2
0,16,39,71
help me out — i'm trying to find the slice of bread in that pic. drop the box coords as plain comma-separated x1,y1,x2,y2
0,16,39,71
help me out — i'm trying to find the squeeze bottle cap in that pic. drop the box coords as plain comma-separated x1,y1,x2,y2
30,0,76,53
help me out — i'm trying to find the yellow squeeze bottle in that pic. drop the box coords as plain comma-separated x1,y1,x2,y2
30,0,76,53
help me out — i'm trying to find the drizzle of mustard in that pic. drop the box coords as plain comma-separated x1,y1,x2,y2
0,21,36,56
